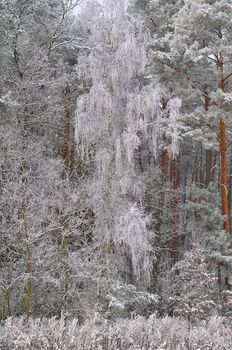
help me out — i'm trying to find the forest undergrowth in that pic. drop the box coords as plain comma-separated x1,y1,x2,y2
0,315,232,350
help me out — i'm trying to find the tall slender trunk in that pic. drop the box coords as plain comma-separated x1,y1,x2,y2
228,150,232,234
26,244,32,321
162,149,169,177
22,193,32,322
204,85,213,187
6,288,11,318
220,118,229,231
206,149,213,187
62,235,69,316
150,100,171,290
63,83,72,175
218,58,230,232
62,84,73,315
200,147,204,187
1,286,11,319
170,156,181,263
161,99,170,178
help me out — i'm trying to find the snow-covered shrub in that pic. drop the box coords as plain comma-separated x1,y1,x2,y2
169,244,218,323
106,281,159,318
0,315,232,350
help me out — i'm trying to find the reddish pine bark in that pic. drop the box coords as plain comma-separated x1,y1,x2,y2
170,156,181,263
162,148,169,176
212,52,230,232
218,57,230,232
161,99,170,177
161,99,181,263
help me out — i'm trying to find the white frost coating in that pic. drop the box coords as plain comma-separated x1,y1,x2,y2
167,97,182,158
114,204,154,283
75,0,179,283
122,130,140,166
1,315,231,349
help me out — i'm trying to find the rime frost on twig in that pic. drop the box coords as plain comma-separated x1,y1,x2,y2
1,314,232,349
75,0,163,284
75,0,181,283
166,97,182,158
114,204,154,283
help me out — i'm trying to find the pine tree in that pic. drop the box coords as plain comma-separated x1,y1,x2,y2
166,0,232,232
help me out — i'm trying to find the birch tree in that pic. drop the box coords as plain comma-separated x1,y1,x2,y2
75,0,169,289
0,0,81,319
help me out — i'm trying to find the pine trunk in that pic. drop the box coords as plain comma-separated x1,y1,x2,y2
170,156,181,263
219,67,229,232
220,118,230,231
161,148,169,177
228,150,232,234
206,149,213,187
161,99,170,178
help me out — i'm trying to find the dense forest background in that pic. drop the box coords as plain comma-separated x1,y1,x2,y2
1,0,232,348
